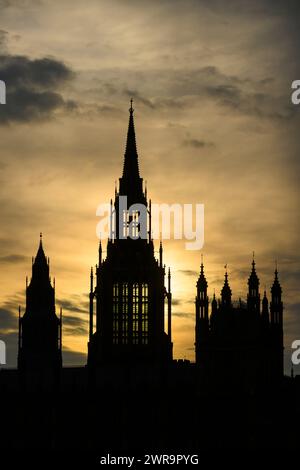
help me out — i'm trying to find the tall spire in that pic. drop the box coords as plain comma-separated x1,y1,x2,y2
270,263,283,327
197,254,207,289
248,252,259,286
18,235,61,373
247,253,260,314
35,232,47,263
221,265,232,307
211,289,218,317
271,262,282,295
122,99,139,180
196,255,209,325
32,233,49,281
119,100,144,202
261,288,269,326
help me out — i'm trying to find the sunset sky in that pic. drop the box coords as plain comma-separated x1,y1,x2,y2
0,0,299,374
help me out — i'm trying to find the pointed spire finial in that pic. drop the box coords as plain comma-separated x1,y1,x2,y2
224,263,228,280
34,232,48,269
129,98,134,114
120,100,141,198
221,264,232,304
252,251,255,268
200,253,204,274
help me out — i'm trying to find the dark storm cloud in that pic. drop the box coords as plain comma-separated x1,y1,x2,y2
58,297,88,314
0,54,76,124
0,254,28,263
165,66,295,121
124,89,155,109
57,294,89,334
0,307,17,331
0,55,74,89
62,314,88,337
93,65,294,122
0,292,24,337
123,88,184,110
179,269,198,277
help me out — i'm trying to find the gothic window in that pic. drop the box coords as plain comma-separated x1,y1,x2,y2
122,211,129,238
121,283,129,344
112,282,148,346
122,210,140,239
133,283,139,344
131,211,140,239
141,283,148,344
112,283,119,344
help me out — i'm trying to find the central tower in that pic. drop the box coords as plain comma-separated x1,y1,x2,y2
88,102,173,366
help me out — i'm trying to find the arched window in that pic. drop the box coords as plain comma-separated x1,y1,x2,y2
133,283,139,344
112,283,119,344
112,282,148,346
141,283,148,344
121,283,129,344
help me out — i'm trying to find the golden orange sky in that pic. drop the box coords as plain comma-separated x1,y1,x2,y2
0,0,299,373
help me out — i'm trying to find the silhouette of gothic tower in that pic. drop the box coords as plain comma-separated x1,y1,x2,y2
221,268,232,309
261,289,269,328
194,257,284,387
195,257,209,365
270,266,284,378
18,234,62,373
88,102,173,366
247,255,260,316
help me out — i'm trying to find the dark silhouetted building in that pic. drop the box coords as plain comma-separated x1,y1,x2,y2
195,258,284,387
88,101,172,366
18,234,62,379
0,103,295,455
